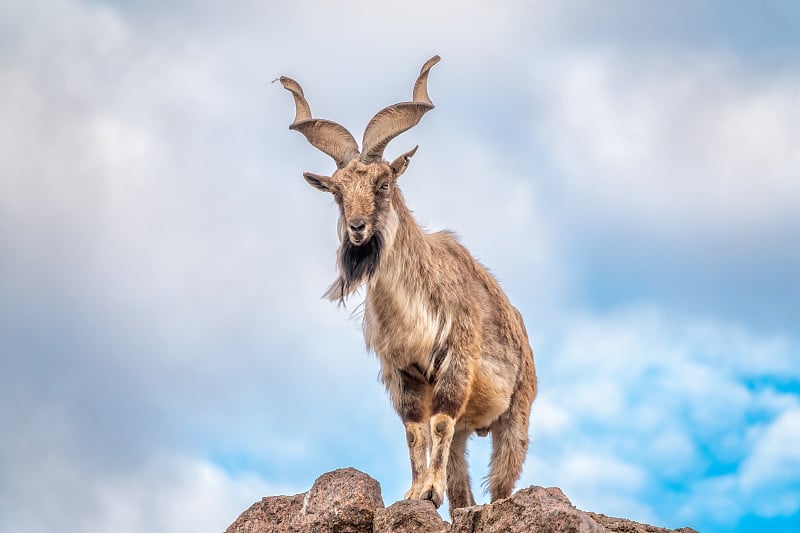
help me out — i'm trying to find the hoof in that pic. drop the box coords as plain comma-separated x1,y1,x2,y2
404,483,422,500
420,486,443,508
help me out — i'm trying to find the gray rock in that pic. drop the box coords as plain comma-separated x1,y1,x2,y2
588,512,700,533
225,468,700,533
374,499,449,533
225,468,383,533
451,486,607,533
297,467,384,532
225,493,305,533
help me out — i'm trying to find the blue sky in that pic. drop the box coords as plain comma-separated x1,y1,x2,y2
1,1,799,532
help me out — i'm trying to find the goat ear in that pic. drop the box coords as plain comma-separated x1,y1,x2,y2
303,172,333,192
390,145,419,178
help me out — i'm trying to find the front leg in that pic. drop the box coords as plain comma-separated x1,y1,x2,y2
393,365,432,500
403,420,430,500
419,351,472,508
419,412,455,507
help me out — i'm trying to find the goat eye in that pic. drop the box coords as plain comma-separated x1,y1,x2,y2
378,182,390,192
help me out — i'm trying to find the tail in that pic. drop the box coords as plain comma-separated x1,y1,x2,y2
486,350,537,501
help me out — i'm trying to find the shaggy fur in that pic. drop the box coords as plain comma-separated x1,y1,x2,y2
281,56,537,518
325,230,384,302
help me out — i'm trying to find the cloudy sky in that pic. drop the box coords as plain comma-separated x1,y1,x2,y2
1,1,799,532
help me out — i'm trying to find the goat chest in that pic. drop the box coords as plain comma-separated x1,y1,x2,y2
362,279,451,373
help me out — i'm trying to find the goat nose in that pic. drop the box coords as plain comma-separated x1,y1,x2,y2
349,217,367,232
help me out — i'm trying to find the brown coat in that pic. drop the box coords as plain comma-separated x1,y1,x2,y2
281,56,537,516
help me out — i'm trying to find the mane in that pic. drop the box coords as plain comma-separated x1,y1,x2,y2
324,231,384,304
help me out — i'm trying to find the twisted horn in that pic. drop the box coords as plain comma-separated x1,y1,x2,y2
279,76,360,169
360,55,440,164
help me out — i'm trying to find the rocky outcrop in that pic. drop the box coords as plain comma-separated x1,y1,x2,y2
451,486,605,532
588,513,700,533
226,468,382,533
374,500,449,533
225,468,698,533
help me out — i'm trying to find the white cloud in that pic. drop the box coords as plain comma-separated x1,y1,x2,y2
403,129,566,315
533,396,575,437
89,456,280,533
519,452,655,524
531,50,800,236
648,429,698,481
740,407,800,516
517,307,800,528
0,397,296,533
681,403,800,524
2,2,799,533
561,452,649,512
3,447,280,533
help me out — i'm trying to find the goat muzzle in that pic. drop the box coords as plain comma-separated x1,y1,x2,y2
347,215,370,245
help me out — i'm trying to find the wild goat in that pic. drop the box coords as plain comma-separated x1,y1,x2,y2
280,56,537,515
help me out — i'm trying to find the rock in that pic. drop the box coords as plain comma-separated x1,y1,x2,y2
374,499,449,533
225,493,305,533
226,468,699,533
588,513,700,533
298,467,384,532
225,467,383,533
451,486,607,533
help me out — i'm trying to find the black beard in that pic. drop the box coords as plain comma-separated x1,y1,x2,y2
340,231,383,290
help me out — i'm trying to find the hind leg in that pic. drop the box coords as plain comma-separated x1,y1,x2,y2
488,391,533,500
446,428,475,516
